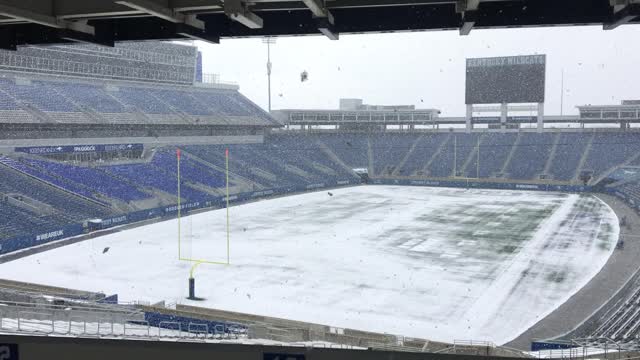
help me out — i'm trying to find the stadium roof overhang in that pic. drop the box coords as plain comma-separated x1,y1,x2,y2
0,0,638,49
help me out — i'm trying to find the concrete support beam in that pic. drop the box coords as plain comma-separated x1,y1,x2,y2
0,3,63,29
0,3,97,39
604,2,640,30
0,3,114,46
460,9,478,35
537,102,545,131
466,104,473,132
302,0,329,17
316,17,338,40
455,0,480,13
500,103,507,130
224,0,263,29
456,0,480,35
301,0,338,40
114,0,220,43
114,0,204,29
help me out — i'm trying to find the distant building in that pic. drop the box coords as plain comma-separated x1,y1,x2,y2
339,98,415,111
273,98,440,131
577,100,640,129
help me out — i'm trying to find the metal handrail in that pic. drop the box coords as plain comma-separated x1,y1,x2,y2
0,299,141,315
159,321,181,337
124,320,150,337
0,311,368,350
188,322,209,337
17,311,54,334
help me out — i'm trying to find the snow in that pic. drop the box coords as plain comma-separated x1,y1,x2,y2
0,186,619,345
0,317,361,349
527,348,618,359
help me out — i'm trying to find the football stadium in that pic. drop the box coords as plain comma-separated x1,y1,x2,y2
0,5,639,359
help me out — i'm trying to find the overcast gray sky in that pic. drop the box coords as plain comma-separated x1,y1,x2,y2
195,25,640,116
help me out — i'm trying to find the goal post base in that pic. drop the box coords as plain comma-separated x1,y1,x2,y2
187,277,196,300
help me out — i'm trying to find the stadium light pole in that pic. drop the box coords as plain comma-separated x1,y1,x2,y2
262,37,276,113
560,68,564,116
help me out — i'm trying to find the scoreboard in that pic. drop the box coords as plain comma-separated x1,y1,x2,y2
465,55,546,104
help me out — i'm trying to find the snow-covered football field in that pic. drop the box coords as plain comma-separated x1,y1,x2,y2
0,186,619,344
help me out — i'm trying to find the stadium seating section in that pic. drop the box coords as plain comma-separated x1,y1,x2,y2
21,157,151,202
612,178,640,212
0,160,112,239
3,131,640,244
589,267,640,341
0,77,276,125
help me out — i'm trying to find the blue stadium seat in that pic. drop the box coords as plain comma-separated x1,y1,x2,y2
0,202,64,239
110,87,176,114
0,80,22,110
151,150,226,189
583,133,640,180
428,134,480,178
148,89,213,116
20,158,150,202
370,134,420,176
0,80,79,112
549,133,591,181
54,83,126,113
476,133,518,178
103,162,210,202
317,134,369,169
0,77,278,128
506,133,556,180
0,163,111,222
617,180,640,205
267,135,358,182
191,91,250,116
401,134,448,176
0,156,99,201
